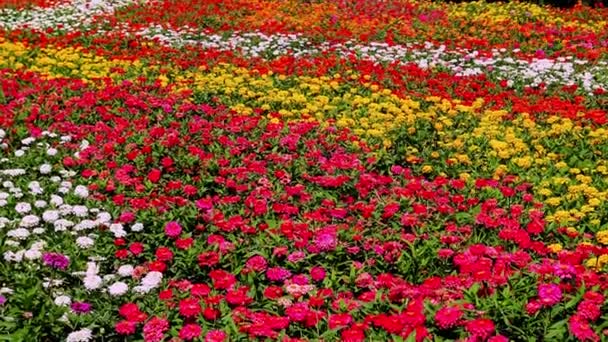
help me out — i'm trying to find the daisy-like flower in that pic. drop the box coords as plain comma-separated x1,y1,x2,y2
66,328,93,342
108,282,129,296
76,236,95,249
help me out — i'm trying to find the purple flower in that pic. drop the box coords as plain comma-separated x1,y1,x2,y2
42,252,70,270
0,295,6,305
71,301,92,314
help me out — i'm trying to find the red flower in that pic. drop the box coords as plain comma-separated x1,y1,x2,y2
328,313,353,329
341,328,365,342
191,283,211,297
155,247,173,262
175,237,194,249
226,286,253,306
435,306,463,329
179,298,202,318
118,303,147,322
115,249,129,259
198,251,220,267
129,242,144,256
205,330,227,342
148,169,161,183
179,323,202,341
209,270,236,290
115,320,137,335
465,318,495,339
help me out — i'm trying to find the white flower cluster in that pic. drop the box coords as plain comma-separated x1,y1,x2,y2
133,271,162,294
0,0,145,31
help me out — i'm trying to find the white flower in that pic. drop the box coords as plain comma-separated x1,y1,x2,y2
20,215,40,228
42,210,60,223
74,220,95,231
66,328,93,342
108,282,128,296
21,137,35,145
15,202,32,214
58,313,70,323
131,222,144,232
50,195,63,206
71,205,88,217
14,150,25,157
32,228,45,234
0,192,8,200
109,223,126,238
0,129,4,139
2,181,13,188
5,240,19,247
85,262,99,275
0,200,7,207
50,176,62,183
3,250,24,262
54,219,74,232
117,265,134,277
0,287,13,294
83,275,102,290
76,236,94,249
58,204,73,216
7,228,30,240
39,164,52,174
96,212,111,223
54,295,72,306
46,148,58,156
34,200,47,208
31,241,46,250
24,249,42,260
74,185,89,198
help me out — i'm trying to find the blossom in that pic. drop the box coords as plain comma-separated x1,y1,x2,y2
42,252,70,270
108,282,129,296
143,317,169,342
179,323,202,340
538,283,562,306
179,298,201,318
164,221,182,238
465,318,495,339
435,306,463,329
71,301,92,314
66,328,93,342
205,330,227,342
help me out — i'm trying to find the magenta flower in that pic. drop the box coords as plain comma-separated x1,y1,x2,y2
538,283,562,306
164,221,182,238
42,252,70,270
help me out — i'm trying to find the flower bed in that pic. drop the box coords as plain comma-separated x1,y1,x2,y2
1,1,608,341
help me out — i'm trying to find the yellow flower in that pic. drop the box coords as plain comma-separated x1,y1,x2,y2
547,244,562,253
596,230,608,245
421,165,433,174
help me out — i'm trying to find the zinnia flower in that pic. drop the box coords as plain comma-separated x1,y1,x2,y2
538,283,562,306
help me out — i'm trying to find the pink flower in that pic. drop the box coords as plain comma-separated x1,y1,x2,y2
179,323,202,340
266,267,292,282
245,255,268,272
313,227,337,252
525,300,542,315
465,318,495,339
569,315,600,342
310,266,326,282
143,317,169,342
205,329,227,342
285,302,309,322
164,221,182,238
538,283,562,306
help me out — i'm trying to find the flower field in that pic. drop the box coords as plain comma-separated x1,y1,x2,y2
1,0,608,341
